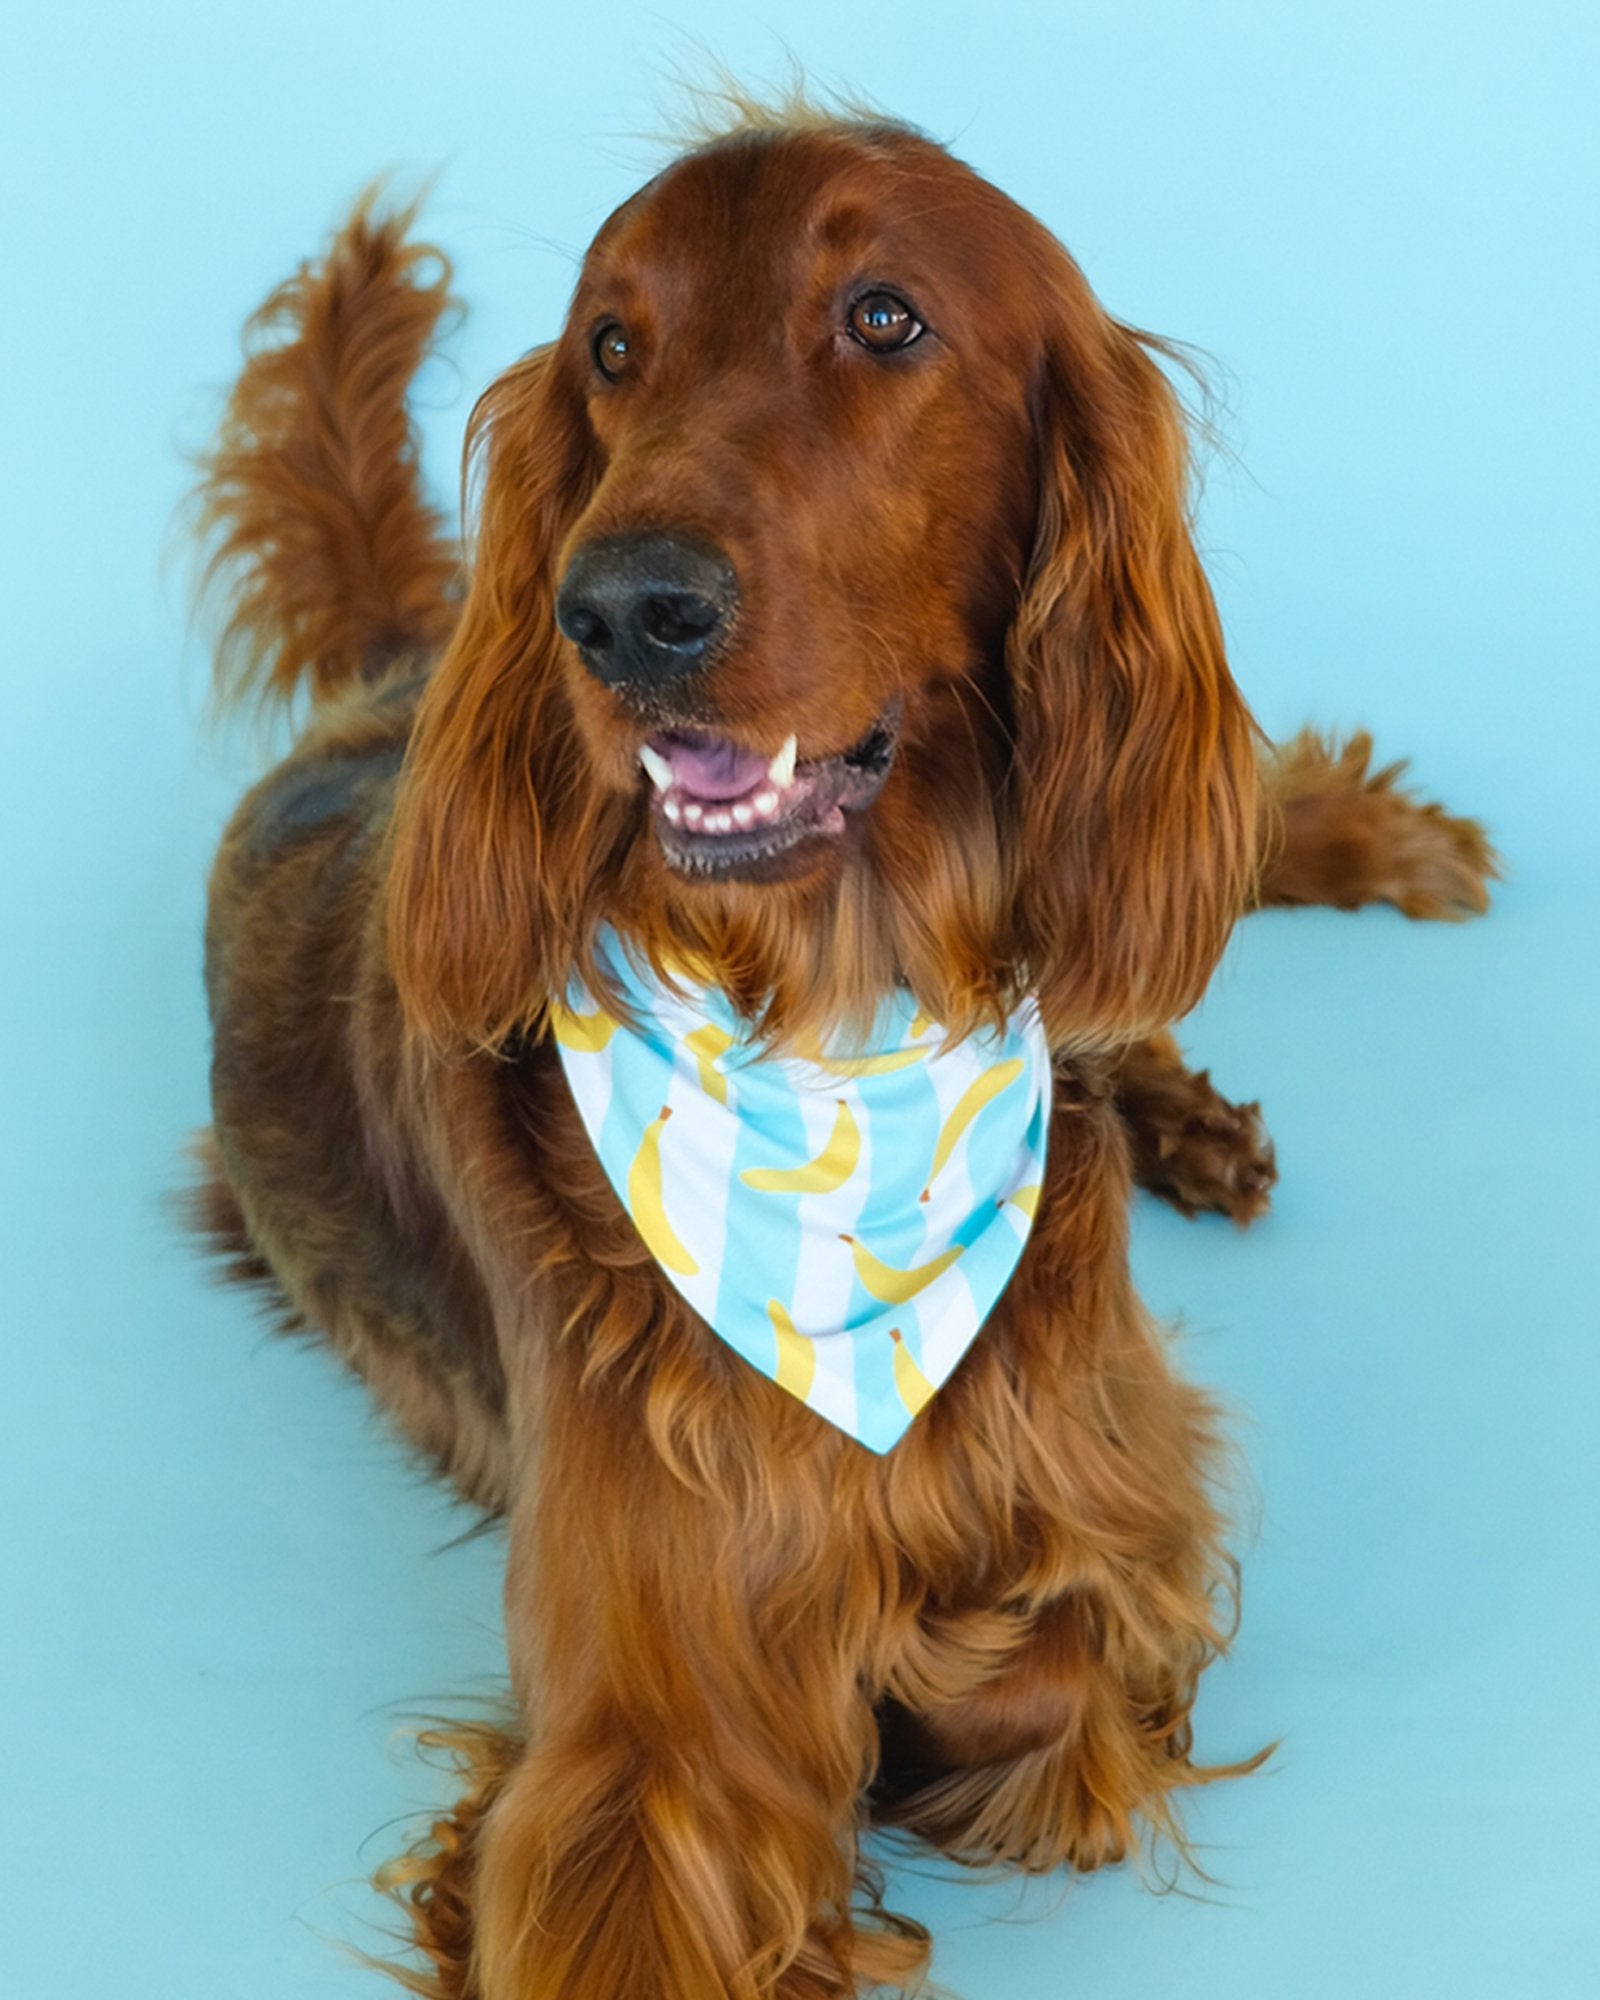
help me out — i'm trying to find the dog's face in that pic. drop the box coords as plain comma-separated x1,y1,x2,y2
388,118,1257,1052
549,128,1042,887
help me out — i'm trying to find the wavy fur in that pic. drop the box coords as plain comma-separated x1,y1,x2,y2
193,185,461,710
188,107,1494,2000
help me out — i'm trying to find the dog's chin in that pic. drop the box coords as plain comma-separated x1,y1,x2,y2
639,710,900,884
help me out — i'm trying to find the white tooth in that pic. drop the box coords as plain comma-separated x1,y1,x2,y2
709,810,732,833
732,802,753,827
752,788,779,816
638,744,674,791
767,735,797,789
684,801,704,826
663,796,682,823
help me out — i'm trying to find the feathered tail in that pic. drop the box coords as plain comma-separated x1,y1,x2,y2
192,187,461,711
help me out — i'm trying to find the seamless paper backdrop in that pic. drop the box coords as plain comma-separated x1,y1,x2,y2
3,2,1596,1995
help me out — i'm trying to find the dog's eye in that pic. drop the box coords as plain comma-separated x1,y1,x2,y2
847,291,924,354
592,320,634,382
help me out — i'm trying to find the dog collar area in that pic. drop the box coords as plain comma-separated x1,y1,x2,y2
550,933,1051,1452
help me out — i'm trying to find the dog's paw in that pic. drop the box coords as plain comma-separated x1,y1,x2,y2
1261,730,1500,920
1362,790,1499,920
1131,1075,1278,1226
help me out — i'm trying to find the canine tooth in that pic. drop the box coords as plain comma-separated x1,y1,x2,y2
753,787,779,816
684,801,704,826
767,735,797,789
732,802,753,827
638,744,674,791
663,795,682,823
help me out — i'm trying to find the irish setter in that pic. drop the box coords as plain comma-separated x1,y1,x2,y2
189,102,1493,2000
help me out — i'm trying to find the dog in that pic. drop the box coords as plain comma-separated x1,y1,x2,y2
189,97,1494,2000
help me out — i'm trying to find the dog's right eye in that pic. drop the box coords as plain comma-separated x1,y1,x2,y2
592,321,634,382
846,290,925,354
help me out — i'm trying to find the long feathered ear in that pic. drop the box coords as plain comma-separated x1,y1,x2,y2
1009,293,1259,1048
385,344,621,1051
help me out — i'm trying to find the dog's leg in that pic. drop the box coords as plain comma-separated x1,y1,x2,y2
1113,732,1495,1222
1254,728,1497,917
873,1573,1262,1876
872,1234,1262,1874
376,1720,516,1998
1111,1031,1276,1223
458,1359,928,2000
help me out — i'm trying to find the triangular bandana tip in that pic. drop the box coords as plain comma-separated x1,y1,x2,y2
553,934,1051,1452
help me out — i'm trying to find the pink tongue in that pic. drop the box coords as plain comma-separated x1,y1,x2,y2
652,731,771,801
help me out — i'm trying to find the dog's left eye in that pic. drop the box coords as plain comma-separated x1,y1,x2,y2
593,320,634,381
847,291,925,353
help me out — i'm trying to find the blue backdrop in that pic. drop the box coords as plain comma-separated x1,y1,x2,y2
4,3,1596,1994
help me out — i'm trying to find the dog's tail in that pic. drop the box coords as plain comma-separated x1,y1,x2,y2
192,187,460,713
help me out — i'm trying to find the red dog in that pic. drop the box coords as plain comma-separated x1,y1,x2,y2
191,101,1492,2000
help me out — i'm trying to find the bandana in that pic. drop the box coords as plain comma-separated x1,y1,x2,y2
552,933,1051,1453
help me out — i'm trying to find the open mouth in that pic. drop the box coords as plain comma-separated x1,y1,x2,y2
637,708,901,875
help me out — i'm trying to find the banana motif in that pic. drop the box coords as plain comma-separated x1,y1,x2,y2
626,1105,699,1276
840,1232,964,1303
791,1029,929,1079
683,1022,734,1104
888,1328,936,1418
549,999,618,1053
741,1098,860,1194
768,1299,817,1402
920,1057,1025,1200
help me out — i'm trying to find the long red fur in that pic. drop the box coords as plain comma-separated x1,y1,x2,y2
190,106,1495,2000
194,186,462,707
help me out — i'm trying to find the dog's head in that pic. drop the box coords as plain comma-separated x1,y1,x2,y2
388,114,1257,1052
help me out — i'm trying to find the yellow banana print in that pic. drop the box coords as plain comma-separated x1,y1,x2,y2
550,999,618,1052
683,1022,734,1104
626,1105,698,1276
741,1098,860,1194
1003,1181,1042,1220
840,1232,964,1304
768,1299,817,1401
888,1328,936,1418
791,1029,929,1078
920,1058,1025,1200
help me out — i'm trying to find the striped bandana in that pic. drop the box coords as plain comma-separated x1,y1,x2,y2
551,933,1052,1453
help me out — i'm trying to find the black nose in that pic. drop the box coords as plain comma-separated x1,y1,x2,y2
556,532,738,689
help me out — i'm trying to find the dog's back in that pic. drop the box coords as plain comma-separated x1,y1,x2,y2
191,199,509,1508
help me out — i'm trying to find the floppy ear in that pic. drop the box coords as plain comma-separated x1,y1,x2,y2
1008,296,1259,1048
385,344,622,1051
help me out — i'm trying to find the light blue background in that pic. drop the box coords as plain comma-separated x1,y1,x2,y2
4,3,1596,1995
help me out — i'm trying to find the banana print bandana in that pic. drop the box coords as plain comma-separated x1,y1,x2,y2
551,933,1052,1454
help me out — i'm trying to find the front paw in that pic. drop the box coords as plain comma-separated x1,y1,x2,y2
1131,1075,1278,1225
